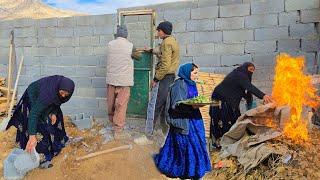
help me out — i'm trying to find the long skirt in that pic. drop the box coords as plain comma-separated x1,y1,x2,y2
210,100,241,140
154,119,212,179
6,92,68,162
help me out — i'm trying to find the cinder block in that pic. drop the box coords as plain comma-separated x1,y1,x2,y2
290,23,316,39
73,77,92,87
76,67,96,77
75,16,95,26
215,17,244,30
174,32,195,44
95,88,106,98
255,27,289,40
193,55,221,67
38,27,55,37
180,56,193,64
39,18,58,28
301,40,319,52
279,11,299,25
62,66,77,77
93,26,114,35
74,27,93,37
197,0,218,7
15,37,37,47
215,43,244,54
95,67,106,77
78,56,99,66
77,88,95,97
195,31,222,43
124,16,139,23
301,9,320,23
186,43,214,56
14,27,37,38
72,97,99,108
251,0,284,14
218,0,242,5
100,35,114,45
221,54,252,66
128,30,147,39
245,14,278,28
126,22,147,31
220,4,250,17
285,0,320,11
191,6,219,19
57,17,76,27
245,41,277,53
252,53,277,66
34,47,57,56
223,29,254,43
278,39,300,52
57,47,75,56
164,9,190,22
23,56,41,66
180,44,187,56
12,18,36,28
79,36,100,46
41,66,62,76
186,19,214,31
94,46,107,55
94,14,114,26
56,27,74,37
0,29,11,39
60,56,79,66
173,22,187,33
92,77,106,88
75,47,94,56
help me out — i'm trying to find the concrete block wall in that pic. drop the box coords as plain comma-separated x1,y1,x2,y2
0,0,319,118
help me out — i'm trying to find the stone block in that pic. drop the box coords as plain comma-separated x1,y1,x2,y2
95,67,106,77
75,16,95,26
164,9,190,22
57,47,75,56
95,88,106,98
173,21,187,33
79,36,100,46
290,23,316,39
279,11,300,25
252,53,277,66
251,0,285,14
75,47,94,56
245,14,278,28
34,47,57,56
191,6,219,19
255,27,289,40
77,88,95,97
223,29,254,43
221,54,252,66
215,17,244,30
193,55,221,67
73,77,92,87
187,19,214,31
99,35,114,45
215,43,244,54
94,14,114,26
79,56,99,66
285,0,320,11
14,37,37,47
301,9,320,23
38,27,55,37
56,27,74,37
57,17,76,27
74,27,93,37
174,32,195,44
186,43,215,56
278,39,300,52
301,40,320,52
94,46,107,55
39,18,58,27
245,41,277,53
195,31,222,43
93,26,114,35
220,4,250,17
12,18,37,28
92,77,106,88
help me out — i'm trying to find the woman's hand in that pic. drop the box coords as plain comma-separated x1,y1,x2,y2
26,135,37,153
263,95,273,104
50,114,57,125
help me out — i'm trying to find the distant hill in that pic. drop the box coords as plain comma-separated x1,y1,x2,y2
0,0,85,20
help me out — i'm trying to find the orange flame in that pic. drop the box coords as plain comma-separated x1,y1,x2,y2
272,53,318,143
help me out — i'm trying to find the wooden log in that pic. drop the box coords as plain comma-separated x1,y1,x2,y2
6,44,13,110
76,144,133,161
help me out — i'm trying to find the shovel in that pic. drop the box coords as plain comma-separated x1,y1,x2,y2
0,56,24,132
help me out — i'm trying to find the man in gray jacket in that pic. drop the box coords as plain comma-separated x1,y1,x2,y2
106,25,140,140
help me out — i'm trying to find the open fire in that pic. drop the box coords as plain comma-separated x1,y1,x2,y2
272,53,319,143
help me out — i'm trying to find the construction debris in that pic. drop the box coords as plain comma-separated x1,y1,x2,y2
71,113,94,130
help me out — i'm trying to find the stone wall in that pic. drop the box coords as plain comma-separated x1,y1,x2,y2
0,0,319,117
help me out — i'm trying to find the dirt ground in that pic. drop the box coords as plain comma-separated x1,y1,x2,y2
0,118,169,180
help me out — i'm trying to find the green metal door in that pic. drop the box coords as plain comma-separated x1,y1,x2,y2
127,52,152,117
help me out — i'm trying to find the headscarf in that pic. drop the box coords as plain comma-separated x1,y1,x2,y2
227,62,255,82
178,63,197,86
115,25,128,38
37,75,75,106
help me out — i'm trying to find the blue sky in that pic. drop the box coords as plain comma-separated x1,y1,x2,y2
42,0,185,14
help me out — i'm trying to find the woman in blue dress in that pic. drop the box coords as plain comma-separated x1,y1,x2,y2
154,63,212,180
